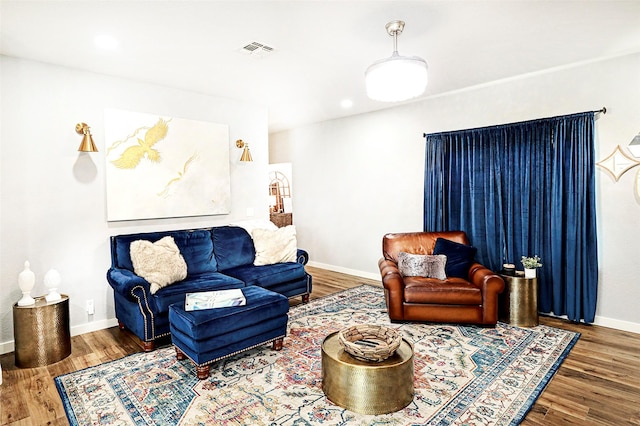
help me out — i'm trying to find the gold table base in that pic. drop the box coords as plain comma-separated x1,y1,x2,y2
499,274,539,327
13,295,71,367
321,331,414,415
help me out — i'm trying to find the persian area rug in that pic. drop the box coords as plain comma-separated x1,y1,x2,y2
55,284,579,425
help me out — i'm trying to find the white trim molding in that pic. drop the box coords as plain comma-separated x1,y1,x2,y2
307,261,380,281
0,318,119,355
593,315,640,335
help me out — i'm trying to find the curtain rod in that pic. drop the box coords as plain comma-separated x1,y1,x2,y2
423,107,607,138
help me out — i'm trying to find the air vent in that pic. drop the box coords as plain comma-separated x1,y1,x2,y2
238,41,275,58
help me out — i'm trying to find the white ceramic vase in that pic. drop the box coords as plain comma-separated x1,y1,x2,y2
44,269,62,302
18,261,36,306
524,268,536,279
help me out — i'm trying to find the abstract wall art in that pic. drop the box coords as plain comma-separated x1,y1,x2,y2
104,108,230,221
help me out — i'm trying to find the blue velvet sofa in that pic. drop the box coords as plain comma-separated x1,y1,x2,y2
107,225,312,351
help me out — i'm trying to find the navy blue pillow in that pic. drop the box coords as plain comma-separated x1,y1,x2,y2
212,226,256,270
433,238,477,279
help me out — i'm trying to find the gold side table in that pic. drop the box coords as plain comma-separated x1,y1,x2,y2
13,295,71,367
499,273,538,327
321,331,414,415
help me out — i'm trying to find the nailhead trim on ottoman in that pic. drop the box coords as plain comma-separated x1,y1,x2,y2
169,286,289,379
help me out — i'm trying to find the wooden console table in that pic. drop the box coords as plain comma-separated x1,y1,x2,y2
270,213,292,227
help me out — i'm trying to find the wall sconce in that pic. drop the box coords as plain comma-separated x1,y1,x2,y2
236,139,252,162
75,122,98,152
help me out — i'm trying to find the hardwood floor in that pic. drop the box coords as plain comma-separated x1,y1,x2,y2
1,265,639,425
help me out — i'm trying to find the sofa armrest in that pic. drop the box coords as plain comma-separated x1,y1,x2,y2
296,249,309,265
106,267,152,302
378,257,405,320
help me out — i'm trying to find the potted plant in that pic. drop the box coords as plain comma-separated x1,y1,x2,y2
521,255,542,278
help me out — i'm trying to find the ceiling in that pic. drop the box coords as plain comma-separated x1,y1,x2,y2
2,1,640,133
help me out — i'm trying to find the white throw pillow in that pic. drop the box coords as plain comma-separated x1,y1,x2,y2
252,225,297,266
130,236,187,294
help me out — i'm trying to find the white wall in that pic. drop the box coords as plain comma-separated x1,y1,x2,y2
0,56,270,352
270,52,640,333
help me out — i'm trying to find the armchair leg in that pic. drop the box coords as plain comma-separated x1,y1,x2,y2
302,294,310,304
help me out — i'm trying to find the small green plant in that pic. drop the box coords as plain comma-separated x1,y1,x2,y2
521,255,542,269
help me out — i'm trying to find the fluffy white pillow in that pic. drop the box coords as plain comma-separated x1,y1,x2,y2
130,236,187,294
252,225,297,266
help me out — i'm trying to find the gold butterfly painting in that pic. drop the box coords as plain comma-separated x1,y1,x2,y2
111,118,169,169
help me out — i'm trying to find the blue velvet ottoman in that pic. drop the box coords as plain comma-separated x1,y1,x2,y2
169,286,289,379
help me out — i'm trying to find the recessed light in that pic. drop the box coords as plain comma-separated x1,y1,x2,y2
94,34,118,50
341,99,353,109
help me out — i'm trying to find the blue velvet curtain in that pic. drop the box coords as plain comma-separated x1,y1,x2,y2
424,112,598,322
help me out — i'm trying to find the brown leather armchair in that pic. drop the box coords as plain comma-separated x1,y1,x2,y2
378,231,504,325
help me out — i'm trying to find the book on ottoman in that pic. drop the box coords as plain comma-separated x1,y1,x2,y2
185,289,247,311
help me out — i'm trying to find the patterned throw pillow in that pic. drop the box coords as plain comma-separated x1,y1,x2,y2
397,252,447,279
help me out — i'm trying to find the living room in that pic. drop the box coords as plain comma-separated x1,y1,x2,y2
1,1,639,424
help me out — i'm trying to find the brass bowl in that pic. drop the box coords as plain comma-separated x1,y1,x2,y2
338,324,401,362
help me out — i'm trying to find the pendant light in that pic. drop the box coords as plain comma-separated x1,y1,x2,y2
365,20,428,102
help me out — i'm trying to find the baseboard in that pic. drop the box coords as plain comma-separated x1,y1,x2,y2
0,341,14,356
307,261,380,281
71,318,120,337
0,318,119,355
541,312,640,335
593,315,640,334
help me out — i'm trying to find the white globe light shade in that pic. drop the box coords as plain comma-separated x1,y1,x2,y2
365,53,428,102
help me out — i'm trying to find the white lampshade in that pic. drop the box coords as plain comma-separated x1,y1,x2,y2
365,53,428,102
365,20,428,102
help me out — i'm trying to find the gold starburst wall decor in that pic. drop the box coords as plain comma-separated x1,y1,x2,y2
596,145,640,181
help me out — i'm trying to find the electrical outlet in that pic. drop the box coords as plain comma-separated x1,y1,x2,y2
86,299,95,315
